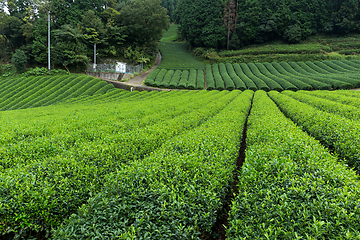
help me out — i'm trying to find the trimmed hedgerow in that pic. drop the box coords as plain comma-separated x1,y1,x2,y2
0,90,233,238
227,90,360,239
303,90,360,108
248,63,283,91
159,70,174,88
240,63,269,91
196,69,205,90
178,70,189,89
219,63,235,90
275,62,331,90
233,63,257,91
269,91,360,173
226,63,246,91
282,90,360,120
255,63,297,91
212,64,225,91
187,69,197,90
206,65,215,90
144,68,160,86
263,62,312,90
168,70,182,89
153,69,168,86
53,90,254,239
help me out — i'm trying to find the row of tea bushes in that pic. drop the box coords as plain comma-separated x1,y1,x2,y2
0,75,115,111
145,60,360,91
53,90,254,239
269,91,360,173
0,90,240,238
227,91,360,239
282,90,360,120
144,69,205,90
303,90,360,108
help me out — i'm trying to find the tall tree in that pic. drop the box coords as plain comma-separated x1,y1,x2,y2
224,0,238,49
177,0,226,48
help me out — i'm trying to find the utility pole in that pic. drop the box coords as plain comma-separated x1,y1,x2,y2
48,11,50,71
94,43,97,71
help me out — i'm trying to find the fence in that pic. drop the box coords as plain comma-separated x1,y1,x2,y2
87,63,143,74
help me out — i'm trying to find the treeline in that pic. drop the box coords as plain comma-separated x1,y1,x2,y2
174,0,360,49
0,0,169,70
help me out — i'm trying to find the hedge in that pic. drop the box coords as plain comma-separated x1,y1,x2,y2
269,91,360,173
219,63,235,90
168,70,182,89
53,90,254,239
282,90,360,120
212,64,225,91
227,90,360,239
177,70,189,89
144,69,160,86
206,65,215,90
255,63,297,91
159,70,174,88
196,69,205,90
240,63,269,91
226,63,246,90
263,62,312,90
233,63,257,91
248,63,283,91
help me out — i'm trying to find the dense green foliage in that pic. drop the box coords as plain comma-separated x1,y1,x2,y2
227,91,360,239
176,0,225,48
283,90,360,120
53,90,253,239
269,91,360,173
11,49,27,73
175,0,360,48
0,0,169,69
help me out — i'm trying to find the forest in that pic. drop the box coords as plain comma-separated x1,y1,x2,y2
1,0,360,70
175,0,360,49
0,0,169,70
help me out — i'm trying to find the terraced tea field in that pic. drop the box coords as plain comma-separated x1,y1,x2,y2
0,75,360,239
145,60,360,91
0,74,115,111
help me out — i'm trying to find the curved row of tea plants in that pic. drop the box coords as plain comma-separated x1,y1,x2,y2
0,90,241,238
145,60,360,91
205,60,360,91
269,91,360,173
0,74,115,111
53,90,254,239
303,90,360,108
227,91,360,239
144,68,205,89
282,90,360,120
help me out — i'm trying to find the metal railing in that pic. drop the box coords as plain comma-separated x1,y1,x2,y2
87,63,143,74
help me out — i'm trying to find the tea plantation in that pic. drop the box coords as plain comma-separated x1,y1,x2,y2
145,60,360,91
0,74,360,239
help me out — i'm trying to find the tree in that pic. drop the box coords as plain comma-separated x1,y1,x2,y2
177,0,226,48
117,0,170,46
224,0,238,49
11,49,27,72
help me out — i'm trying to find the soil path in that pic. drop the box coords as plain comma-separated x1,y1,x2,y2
125,53,161,86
